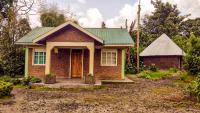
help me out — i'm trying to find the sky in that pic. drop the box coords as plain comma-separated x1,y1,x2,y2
29,0,200,28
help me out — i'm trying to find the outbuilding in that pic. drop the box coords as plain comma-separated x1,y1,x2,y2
140,34,185,70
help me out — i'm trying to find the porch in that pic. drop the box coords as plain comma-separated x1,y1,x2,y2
45,42,94,79
32,77,133,88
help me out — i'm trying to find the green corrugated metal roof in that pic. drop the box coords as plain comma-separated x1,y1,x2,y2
17,27,54,43
16,27,134,45
85,28,133,44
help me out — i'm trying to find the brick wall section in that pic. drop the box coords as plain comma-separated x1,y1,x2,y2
141,56,182,70
50,49,70,78
46,26,94,42
94,49,122,80
83,49,89,76
28,48,45,78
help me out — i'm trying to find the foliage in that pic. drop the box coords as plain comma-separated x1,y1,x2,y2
44,74,56,84
179,71,189,82
187,73,200,102
0,81,13,98
0,6,31,77
29,76,42,83
0,0,14,18
172,35,189,52
0,76,21,85
142,0,188,46
140,70,174,80
148,64,159,72
185,34,200,75
40,10,65,27
126,63,137,74
125,47,145,74
180,18,200,37
169,68,178,73
21,76,31,86
21,76,42,85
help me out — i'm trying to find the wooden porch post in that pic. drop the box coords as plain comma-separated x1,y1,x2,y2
45,43,53,75
87,44,94,76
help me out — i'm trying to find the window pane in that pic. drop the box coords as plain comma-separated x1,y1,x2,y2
112,52,117,65
107,52,112,64
39,52,44,64
102,52,106,65
34,52,39,64
44,52,46,64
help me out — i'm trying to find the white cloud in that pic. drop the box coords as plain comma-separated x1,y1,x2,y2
78,8,104,27
77,0,86,4
106,0,200,28
29,14,41,28
106,0,154,28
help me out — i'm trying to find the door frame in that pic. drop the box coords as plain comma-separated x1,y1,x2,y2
69,49,84,78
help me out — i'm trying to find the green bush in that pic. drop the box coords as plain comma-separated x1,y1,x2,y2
21,76,42,85
187,73,200,102
0,81,13,98
179,71,188,82
30,76,42,83
185,34,200,76
0,76,21,85
125,63,137,74
21,76,31,86
148,64,159,72
44,74,56,84
169,68,178,73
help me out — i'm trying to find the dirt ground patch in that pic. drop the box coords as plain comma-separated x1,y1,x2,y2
0,76,200,113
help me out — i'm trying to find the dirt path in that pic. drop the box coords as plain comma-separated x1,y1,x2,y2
0,76,200,113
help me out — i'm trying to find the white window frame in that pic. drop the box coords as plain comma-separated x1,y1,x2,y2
101,49,118,66
32,48,46,66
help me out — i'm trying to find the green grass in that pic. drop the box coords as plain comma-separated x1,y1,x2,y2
139,70,174,80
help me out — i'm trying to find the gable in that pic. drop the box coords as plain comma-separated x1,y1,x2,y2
44,25,95,43
33,22,103,44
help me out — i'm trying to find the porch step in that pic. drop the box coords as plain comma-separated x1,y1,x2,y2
101,78,134,85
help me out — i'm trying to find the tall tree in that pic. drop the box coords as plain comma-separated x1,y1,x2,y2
180,18,200,37
40,10,65,27
142,0,187,45
0,0,32,77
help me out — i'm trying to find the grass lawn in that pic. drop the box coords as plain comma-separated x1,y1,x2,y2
138,69,178,80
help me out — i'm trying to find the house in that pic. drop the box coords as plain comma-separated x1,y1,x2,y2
140,34,185,70
16,21,134,80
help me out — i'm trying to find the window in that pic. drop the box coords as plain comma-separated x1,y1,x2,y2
101,49,117,66
33,49,46,65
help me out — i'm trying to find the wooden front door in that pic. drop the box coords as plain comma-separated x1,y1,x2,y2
71,49,83,78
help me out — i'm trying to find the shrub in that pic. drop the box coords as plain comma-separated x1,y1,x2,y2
148,64,159,72
169,68,178,73
185,34,200,76
21,76,31,86
44,74,56,84
125,63,137,74
179,71,188,82
30,76,42,83
0,76,21,85
187,73,200,102
0,81,13,98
